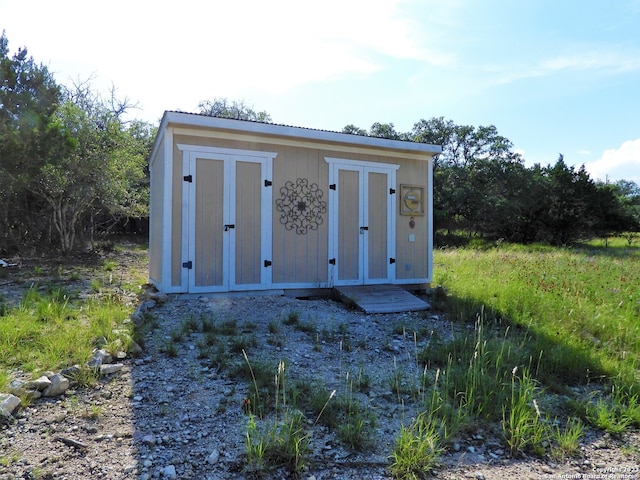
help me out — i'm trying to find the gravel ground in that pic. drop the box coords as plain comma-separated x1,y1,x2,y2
1,292,639,480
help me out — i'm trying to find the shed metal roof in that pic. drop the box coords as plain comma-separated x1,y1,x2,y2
151,111,442,162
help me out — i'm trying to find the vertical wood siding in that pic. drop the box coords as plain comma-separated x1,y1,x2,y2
272,144,328,285
235,161,262,285
338,169,360,281
396,158,429,279
171,147,183,287
194,158,224,287
367,171,388,279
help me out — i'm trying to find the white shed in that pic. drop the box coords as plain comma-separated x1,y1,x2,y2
148,112,441,296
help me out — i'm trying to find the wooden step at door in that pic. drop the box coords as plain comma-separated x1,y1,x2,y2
333,284,430,314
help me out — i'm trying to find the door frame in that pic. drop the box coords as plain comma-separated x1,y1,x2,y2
178,144,276,293
325,157,399,286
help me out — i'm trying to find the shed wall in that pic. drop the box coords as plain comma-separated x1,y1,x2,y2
171,145,183,287
396,158,430,280
166,131,431,290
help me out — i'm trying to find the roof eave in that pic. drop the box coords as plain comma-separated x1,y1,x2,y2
156,111,442,156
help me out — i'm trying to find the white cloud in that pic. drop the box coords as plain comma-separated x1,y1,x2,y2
584,139,640,183
541,50,640,74
474,47,640,92
1,0,451,113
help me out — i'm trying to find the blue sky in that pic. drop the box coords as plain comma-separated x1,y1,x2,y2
2,0,639,183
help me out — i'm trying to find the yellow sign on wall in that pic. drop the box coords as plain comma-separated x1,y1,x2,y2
400,184,424,215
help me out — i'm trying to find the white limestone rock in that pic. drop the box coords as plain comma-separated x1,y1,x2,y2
100,363,124,375
43,373,70,397
8,379,26,396
87,349,113,367
206,449,219,464
0,393,21,415
26,375,52,391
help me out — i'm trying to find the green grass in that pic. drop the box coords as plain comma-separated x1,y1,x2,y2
390,411,445,480
501,368,547,457
397,237,640,463
571,386,640,435
0,240,146,390
282,310,300,326
433,239,640,390
550,417,584,461
4,236,637,472
245,409,309,475
242,353,311,475
0,289,134,385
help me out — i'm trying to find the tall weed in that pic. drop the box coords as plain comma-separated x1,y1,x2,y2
389,411,445,480
501,368,546,457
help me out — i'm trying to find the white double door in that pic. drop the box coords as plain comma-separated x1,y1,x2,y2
182,149,273,293
327,159,398,286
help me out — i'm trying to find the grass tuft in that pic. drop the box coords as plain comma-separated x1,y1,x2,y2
389,412,445,479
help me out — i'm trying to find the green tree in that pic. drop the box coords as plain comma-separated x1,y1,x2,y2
463,157,532,240
198,97,272,123
341,124,367,136
340,122,407,140
591,180,640,242
368,122,404,140
411,118,519,170
611,180,640,228
511,164,550,243
537,156,592,244
410,117,524,235
411,117,457,171
32,82,152,253
0,30,67,251
346,116,637,244
1,33,151,254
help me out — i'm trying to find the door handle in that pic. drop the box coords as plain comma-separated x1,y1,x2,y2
224,224,235,231
360,226,369,234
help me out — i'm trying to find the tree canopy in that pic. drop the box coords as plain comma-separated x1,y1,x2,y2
342,119,640,245
198,97,272,123
0,31,154,254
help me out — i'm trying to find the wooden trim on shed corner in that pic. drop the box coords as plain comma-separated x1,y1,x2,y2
161,127,175,292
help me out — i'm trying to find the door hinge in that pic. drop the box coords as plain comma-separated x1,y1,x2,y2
389,188,396,194
329,184,336,190
329,258,336,265
183,175,193,183
389,258,396,264
264,260,272,267
264,179,273,187
182,260,193,269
